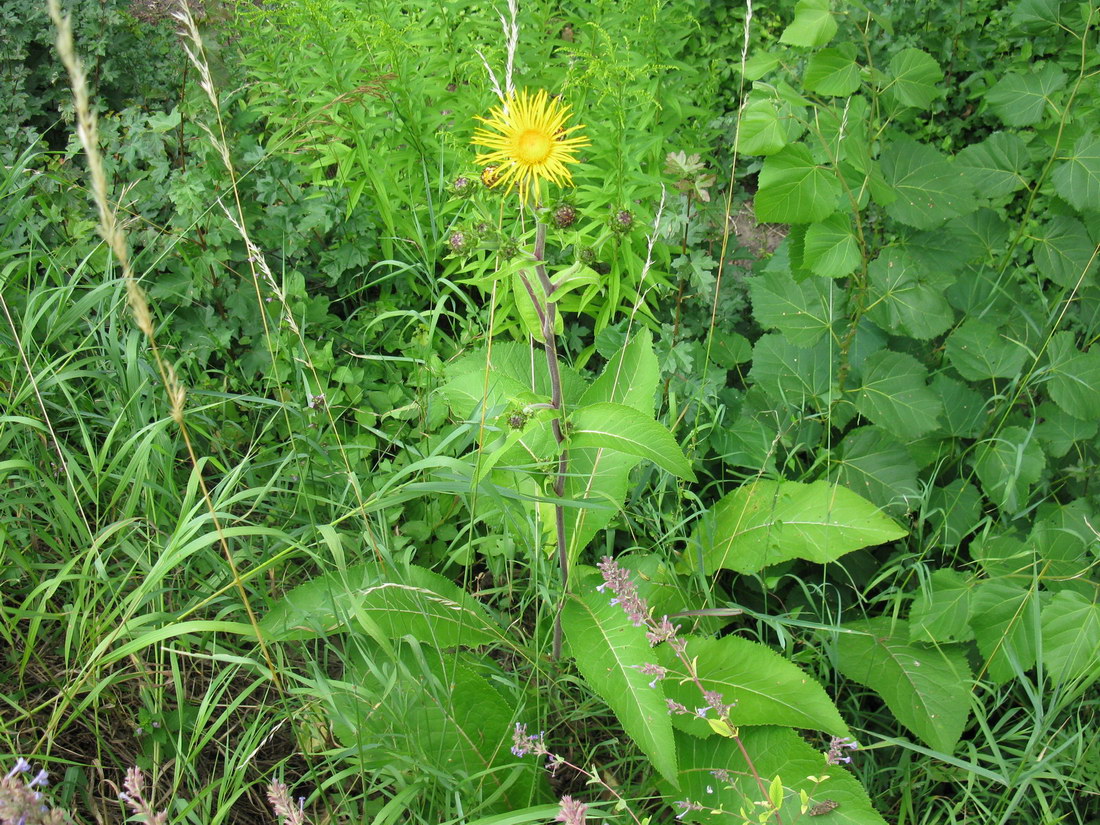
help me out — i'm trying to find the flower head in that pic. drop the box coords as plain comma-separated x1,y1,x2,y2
472,89,589,204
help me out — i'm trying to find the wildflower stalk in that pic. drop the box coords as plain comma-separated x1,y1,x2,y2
515,220,570,659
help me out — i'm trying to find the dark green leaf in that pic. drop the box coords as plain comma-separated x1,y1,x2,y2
885,49,943,109
985,65,1066,126
972,426,1046,513
1044,332,1100,420
804,212,861,278
933,375,987,438
1036,401,1098,457
755,144,842,224
945,318,1029,380
836,618,971,752
880,137,976,229
866,249,955,339
923,479,984,549
829,426,920,516
971,580,1041,683
1041,591,1100,684
955,132,1031,198
749,333,838,412
804,45,861,96
1051,134,1100,212
909,568,974,643
854,349,943,440
749,268,846,346
1032,215,1098,289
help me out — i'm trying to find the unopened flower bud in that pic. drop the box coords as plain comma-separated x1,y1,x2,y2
552,203,577,229
609,208,634,233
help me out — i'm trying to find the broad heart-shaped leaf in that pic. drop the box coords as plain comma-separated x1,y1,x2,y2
1036,400,1098,457
884,48,943,109
779,0,837,47
923,478,983,549
933,375,987,438
835,618,971,753
828,426,920,517
804,212,861,278
804,45,861,96
1041,590,1100,684
944,317,1030,380
334,647,547,812
971,580,1042,683
853,349,943,440
659,636,849,737
562,572,678,786
972,426,1046,514
1052,134,1100,212
985,64,1066,126
1032,215,1098,288
955,132,1030,199
909,568,975,644
754,143,842,224
569,402,695,481
690,480,907,575
1011,0,1063,32
749,268,846,346
1044,331,1100,420
749,333,838,413
664,728,888,825
580,326,660,415
865,248,955,339
259,562,504,646
880,136,977,229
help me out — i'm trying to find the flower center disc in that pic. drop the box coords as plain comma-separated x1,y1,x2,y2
517,130,552,163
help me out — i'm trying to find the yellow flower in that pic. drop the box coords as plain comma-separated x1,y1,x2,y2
472,89,589,204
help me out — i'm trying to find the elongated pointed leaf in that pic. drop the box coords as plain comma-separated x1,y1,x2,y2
569,402,695,481
691,480,907,574
665,729,889,825
660,636,849,737
580,326,659,415
562,574,678,786
836,618,971,753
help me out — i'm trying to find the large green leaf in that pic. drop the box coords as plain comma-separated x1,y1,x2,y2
754,143,842,224
334,648,546,812
923,479,983,549
972,426,1046,513
749,268,845,346
1044,332,1100,420
1032,215,1098,288
580,326,659,414
804,212,861,278
971,580,1042,683
884,48,943,109
828,426,920,516
779,0,837,47
665,728,889,825
749,333,838,412
691,480,907,574
865,248,955,339
1041,590,1100,684
955,132,1030,198
569,402,695,481
259,562,504,646
945,317,1029,380
854,349,943,440
660,636,849,737
737,95,798,156
836,618,971,753
933,375,987,438
563,448,640,561
1036,400,1098,457
985,65,1066,126
880,137,976,229
1052,134,1100,212
804,45,861,96
562,573,678,785
909,568,975,643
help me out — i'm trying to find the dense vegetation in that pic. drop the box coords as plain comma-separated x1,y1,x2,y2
1,1,1098,823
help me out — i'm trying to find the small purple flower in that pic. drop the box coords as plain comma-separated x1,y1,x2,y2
673,799,705,819
826,736,859,765
5,758,31,780
555,794,588,825
511,723,548,758
639,662,667,688
666,698,689,715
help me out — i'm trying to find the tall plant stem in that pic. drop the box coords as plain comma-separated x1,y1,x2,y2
519,222,570,659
